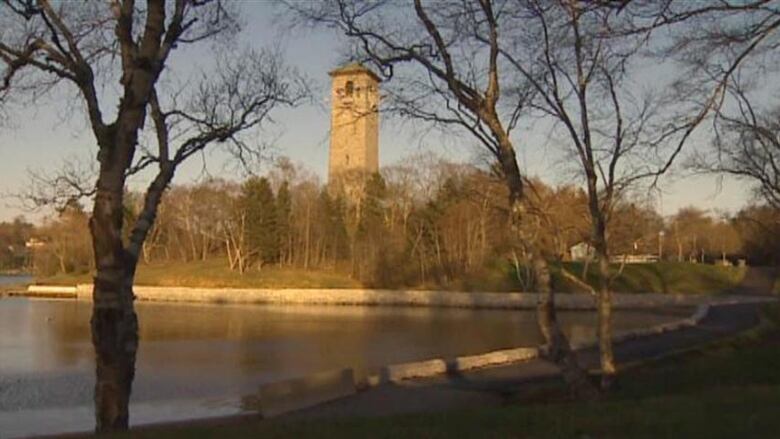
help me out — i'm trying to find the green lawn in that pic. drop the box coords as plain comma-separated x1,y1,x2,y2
36,259,749,295
99,304,780,439
38,259,362,289
112,390,780,439
431,260,748,294
550,261,747,295
774,276,780,295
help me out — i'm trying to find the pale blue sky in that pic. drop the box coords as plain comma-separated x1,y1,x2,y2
0,3,753,223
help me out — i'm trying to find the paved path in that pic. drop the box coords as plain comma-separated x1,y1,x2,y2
731,267,777,296
287,268,780,421
285,301,771,420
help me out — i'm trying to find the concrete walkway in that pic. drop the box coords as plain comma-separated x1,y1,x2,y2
284,301,769,420
731,267,778,296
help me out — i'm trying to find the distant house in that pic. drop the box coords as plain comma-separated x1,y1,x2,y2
570,242,595,262
25,238,45,249
609,254,659,264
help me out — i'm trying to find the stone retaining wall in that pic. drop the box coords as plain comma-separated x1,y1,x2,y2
16,284,764,310
369,305,704,384
26,285,76,298
365,299,777,385
250,368,356,417
381,359,448,382
452,347,539,372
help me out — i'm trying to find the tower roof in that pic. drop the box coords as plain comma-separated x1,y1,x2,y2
328,62,381,83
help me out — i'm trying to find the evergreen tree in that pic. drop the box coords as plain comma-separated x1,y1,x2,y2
319,190,349,262
331,194,350,259
242,176,278,267
276,181,292,266
357,173,387,235
355,173,388,282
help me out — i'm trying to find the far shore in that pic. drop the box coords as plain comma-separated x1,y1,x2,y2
0,270,31,276
15,283,774,311
31,259,751,295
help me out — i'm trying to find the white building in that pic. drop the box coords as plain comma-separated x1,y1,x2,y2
569,242,595,262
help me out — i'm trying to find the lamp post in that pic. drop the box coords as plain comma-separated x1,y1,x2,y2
658,230,665,261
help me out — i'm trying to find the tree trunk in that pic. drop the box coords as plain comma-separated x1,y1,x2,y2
57,253,67,274
584,159,616,391
142,241,151,264
304,203,311,270
91,277,138,432
596,251,616,389
675,223,683,262
201,234,209,261
493,128,596,398
533,255,599,400
90,184,138,432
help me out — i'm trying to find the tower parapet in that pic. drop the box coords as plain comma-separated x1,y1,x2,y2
328,62,380,189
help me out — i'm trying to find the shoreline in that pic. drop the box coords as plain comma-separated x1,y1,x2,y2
21,299,779,439
0,271,31,276
9,283,774,311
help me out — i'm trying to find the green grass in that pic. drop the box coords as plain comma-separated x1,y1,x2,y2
435,260,746,294
97,304,780,439
36,258,746,295
550,261,746,295
106,390,780,439
773,275,780,295
39,259,362,289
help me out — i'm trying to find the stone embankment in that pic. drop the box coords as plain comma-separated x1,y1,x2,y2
24,285,77,298
17,284,774,310
369,304,713,387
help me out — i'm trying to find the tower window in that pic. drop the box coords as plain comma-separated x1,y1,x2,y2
345,80,354,96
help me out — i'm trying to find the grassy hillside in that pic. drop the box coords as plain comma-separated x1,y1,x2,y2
550,261,746,295
39,259,361,289
36,258,748,295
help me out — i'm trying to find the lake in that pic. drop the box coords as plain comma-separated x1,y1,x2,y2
0,297,689,437
0,274,32,287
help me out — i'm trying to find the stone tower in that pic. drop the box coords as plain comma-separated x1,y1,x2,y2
328,63,380,184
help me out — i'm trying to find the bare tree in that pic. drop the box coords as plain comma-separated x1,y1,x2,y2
621,1,780,206
493,0,676,389
467,0,778,390
288,0,598,398
0,1,303,431
691,80,780,208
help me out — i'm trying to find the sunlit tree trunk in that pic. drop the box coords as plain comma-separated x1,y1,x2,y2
532,254,599,400
503,149,597,400
90,153,140,432
595,243,616,389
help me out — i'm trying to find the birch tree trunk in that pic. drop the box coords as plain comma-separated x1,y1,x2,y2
596,247,616,389
532,255,598,400
90,171,139,432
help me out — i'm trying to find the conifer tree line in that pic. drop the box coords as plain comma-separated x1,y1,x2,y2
16,154,780,284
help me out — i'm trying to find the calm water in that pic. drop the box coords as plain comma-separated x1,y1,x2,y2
0,297,689,437
0,274,31,286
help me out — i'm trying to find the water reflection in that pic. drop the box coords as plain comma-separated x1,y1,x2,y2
0,274,32,286
0,297,688,409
